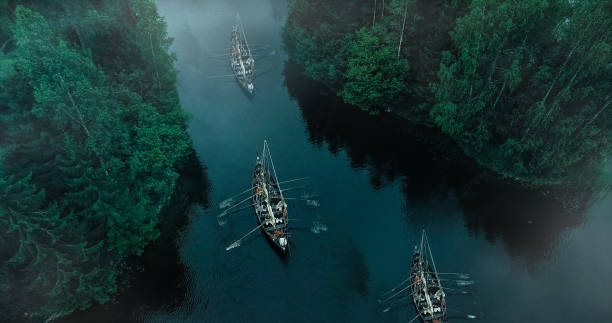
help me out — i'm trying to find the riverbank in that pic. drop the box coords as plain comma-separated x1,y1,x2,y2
0,1,194,320
282,0,612,198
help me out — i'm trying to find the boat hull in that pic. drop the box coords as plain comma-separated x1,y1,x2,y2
252,162,289,254
410,252,447,322
229,20,255,94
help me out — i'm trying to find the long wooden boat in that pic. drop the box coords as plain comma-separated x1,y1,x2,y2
229,13,255,94
252,140,289,253
410,230,447,322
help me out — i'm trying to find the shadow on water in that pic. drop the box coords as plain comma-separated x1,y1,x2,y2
282,61,587,267
459,180,584,265
59,151,211,323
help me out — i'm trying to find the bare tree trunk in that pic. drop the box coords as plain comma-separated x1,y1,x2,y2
149,32,162,96
0,38,10,54
381,0,385,18
541,40,581,105
567,95,612,142
584,96,611,128
56,74,106,170
490,81,506,112
397,1,409,58
373,0,377,26
59,75,91,138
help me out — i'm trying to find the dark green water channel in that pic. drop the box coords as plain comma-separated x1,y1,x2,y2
62,0,612,322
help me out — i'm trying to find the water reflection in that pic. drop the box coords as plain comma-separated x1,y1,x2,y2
283,61,586,265
460,181,584,266
59,151,211,322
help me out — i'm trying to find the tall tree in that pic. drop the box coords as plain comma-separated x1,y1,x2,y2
340,24,410,113
432,0,612,187
0,2,192,320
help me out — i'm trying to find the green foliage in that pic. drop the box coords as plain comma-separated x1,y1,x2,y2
432,0,612,187
340,24,410,113
0,1,190,320
284,0,611,191
283,0,369,87
284,0,466,118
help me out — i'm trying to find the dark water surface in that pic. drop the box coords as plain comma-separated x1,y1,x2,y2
63,0,612,322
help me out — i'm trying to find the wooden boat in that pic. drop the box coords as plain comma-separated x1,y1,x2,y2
410,230,447,322
229,13,255,94
252,140,289,253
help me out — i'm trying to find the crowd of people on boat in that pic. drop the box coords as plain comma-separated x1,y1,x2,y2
230,25,254,88
411,254,446,320
253,165,287,230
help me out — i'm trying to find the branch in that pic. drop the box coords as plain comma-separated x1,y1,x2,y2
397,0,409,58
0,38,11,54
584,96,611,128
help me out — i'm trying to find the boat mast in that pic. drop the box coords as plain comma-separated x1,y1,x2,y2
420,230,436,317
238,13,252,59
262,140,268,176
233,14,248,83
424,230,444,295
264,140,285,202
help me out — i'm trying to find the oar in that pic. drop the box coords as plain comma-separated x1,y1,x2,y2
427,272,470,277
407,314,420,323
280,185,309,193
284,197,318,201
278,177,309,185
226,224,263,251
381,276,412,297
203,74,235,79
218,194,255,218
221,204,255,217
219,187,254,208
441,287,471,295
254,65,280,79
378,282,416,303
380,299,410,314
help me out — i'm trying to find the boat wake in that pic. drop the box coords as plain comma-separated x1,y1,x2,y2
310,221,328,234
456,280,475,287
226,241,240,251
306,199,320,207
219,198,234,209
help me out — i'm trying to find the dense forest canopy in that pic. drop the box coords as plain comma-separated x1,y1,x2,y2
283,0,612,194
0,0,191,320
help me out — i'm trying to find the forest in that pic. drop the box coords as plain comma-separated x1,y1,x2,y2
0,0,191,320
283,0,612,197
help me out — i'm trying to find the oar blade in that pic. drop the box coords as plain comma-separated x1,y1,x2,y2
226,241,241,251
219,198,235,209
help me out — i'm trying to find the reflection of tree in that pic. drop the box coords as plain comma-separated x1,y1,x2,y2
284,61,474,191
59,151,211,322
283,61,587,264
460,181,584,267
266,0,288,24
284,59,474,219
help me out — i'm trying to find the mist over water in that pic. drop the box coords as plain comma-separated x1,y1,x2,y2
62,0,612,322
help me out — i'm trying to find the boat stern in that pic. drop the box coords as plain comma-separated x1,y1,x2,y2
279,237,288,250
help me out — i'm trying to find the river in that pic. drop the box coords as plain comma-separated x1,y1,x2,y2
61,0,612,322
